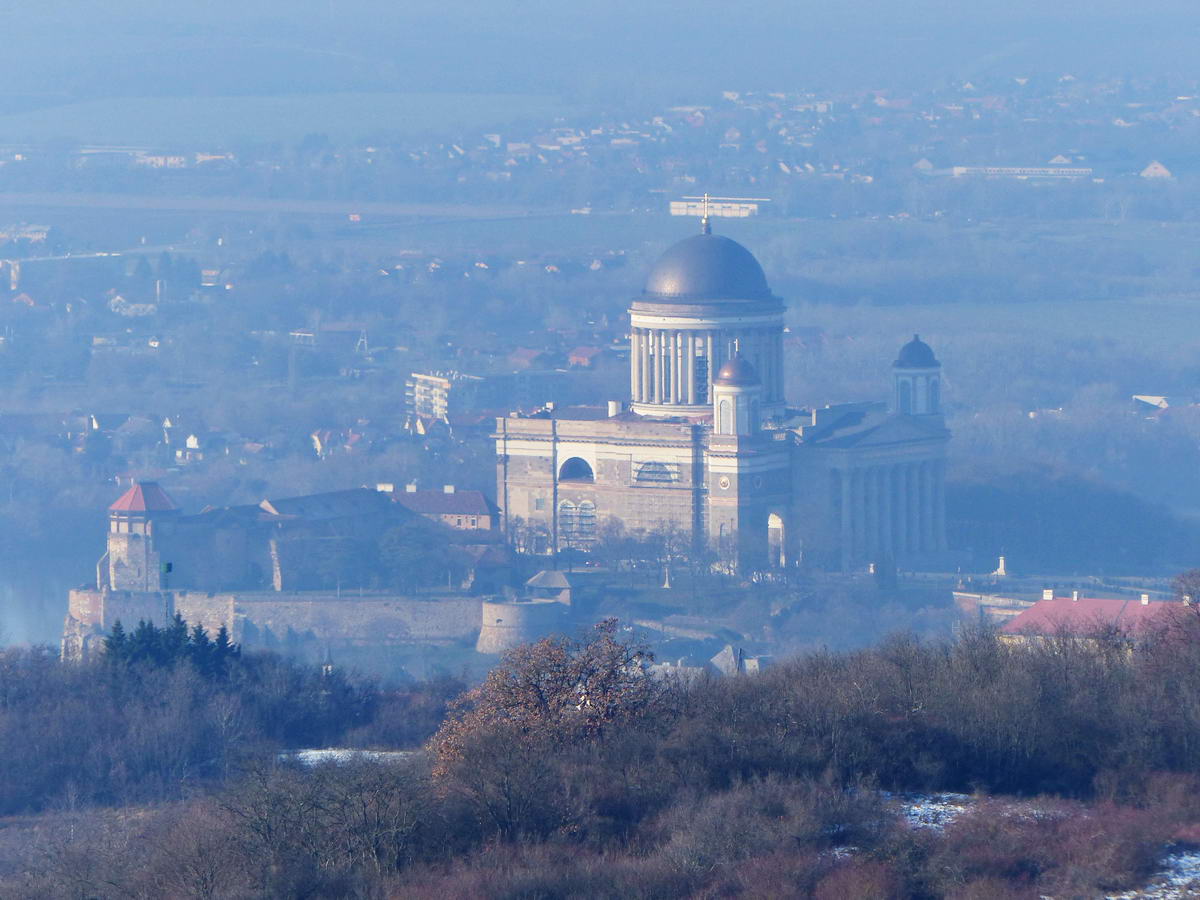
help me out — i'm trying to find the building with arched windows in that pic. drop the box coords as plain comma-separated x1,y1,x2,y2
494,222,950,571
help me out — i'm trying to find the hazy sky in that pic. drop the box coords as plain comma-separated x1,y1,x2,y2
5,2,1199,103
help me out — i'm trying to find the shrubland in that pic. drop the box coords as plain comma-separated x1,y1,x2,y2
6,614,1200,896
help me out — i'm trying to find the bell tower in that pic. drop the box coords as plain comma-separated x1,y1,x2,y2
711,350,762,436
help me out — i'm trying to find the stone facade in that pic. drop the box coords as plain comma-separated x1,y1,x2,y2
495,229,952,572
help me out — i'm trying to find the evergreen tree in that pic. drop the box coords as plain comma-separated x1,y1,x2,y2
103,620,128,662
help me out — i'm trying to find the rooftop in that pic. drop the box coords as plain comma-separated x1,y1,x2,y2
1000,595,1176,637
642,232,774,302
392,489,495,517
109,481,178,514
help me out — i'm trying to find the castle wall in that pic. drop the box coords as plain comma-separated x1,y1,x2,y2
68,588,172,630
65,588,483,661
234,594,481,647
173,592,238,638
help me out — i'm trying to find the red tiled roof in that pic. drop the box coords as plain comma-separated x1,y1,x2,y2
109,481,178,513
1000,596,1173,636
393,489,494,517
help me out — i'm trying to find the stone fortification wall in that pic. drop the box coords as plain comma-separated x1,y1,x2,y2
172,592,238,638
233,593,481,647
63,588,174,662
476,598,569,654
64,589,484,662
68,588,171,631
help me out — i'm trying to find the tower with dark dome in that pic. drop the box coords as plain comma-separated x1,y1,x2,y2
711,352,763,436
630,227,785,417
892,334,941,416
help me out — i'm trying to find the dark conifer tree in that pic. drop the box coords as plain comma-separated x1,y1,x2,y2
103,620,128,662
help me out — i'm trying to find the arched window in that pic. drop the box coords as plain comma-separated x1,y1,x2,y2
558,500,577,545
767,512,786,568
558,457,594,482
577,501,597,541
719,399,733,434
636,461,678,483
899,380,913,415
929,378,940,414
559,499,597,546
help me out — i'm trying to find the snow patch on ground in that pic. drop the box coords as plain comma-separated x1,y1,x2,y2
883,793,1200,897
1108,849,1200,899
885,792,972,831
278,748,414,766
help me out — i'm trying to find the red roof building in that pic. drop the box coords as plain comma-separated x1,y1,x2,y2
109,481,178,514
568,346,605,367
999,594,1174,641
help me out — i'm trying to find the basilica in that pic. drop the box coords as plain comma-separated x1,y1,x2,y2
493,221,950,571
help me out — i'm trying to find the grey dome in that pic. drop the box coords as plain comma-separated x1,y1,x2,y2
894,334,940,368
643,233,773,301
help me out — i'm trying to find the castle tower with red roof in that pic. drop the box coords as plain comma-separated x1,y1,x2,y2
105,481,179,592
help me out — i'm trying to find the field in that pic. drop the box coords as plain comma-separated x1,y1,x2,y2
0,91,566,146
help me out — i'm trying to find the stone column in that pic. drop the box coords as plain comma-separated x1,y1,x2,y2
686,333,696,404
656,330,665,403
648,328,657,403
644,331,651,403
675,331,684,403
852,467,866,561
666,332,676,405
907,464,920,552
921,461,935,551
639,331,647,402
705,333,715,403
839,468,852,571
894,463,908,558
934,458,947,551
880,465,893,561
629,331,640,402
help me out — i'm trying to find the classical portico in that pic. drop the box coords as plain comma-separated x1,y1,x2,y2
832,457,948,571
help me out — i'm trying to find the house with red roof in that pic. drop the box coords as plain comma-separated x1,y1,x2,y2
567,346,606,368
999,591,1178,646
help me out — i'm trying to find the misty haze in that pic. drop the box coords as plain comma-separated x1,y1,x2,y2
1,1,1200,897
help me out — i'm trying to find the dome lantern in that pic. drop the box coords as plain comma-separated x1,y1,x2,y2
892,334,942,416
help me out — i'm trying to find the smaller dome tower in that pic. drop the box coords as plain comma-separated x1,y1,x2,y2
893,335,941,416
712,352,763,436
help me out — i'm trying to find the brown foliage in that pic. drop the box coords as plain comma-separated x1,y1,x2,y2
430,619,664,776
